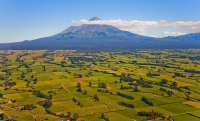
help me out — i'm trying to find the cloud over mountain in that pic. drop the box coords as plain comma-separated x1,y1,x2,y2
71,19,200,36
163,31,187,36
170,21,200,31
71,19,168,33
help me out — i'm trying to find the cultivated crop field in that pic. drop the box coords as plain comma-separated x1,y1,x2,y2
0,49,200,121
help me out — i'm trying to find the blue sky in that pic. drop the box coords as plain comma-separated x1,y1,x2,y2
0,0,200,43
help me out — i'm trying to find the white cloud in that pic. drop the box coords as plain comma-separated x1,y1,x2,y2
170,21,200,31
163,31,187,36
71,19,168,33
71,19,200,36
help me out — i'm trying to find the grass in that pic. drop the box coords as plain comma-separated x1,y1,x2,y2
158,103,198,114
172,114,200,121
135,106,174,116
183,101,200,109
117,109,144,121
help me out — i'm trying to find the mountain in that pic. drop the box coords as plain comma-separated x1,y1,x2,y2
0,17,200,51
89,17,101,21
58,24,139,39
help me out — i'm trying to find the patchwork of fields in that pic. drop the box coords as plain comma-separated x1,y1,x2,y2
0,49,200,121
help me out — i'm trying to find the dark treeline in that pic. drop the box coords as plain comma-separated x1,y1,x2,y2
118,101,134,108
138,110,166,120
184,69,200,74
141,97,154,106
32,90,50,99
117,92,134,100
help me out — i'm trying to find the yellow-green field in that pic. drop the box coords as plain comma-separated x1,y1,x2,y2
0,49,200,121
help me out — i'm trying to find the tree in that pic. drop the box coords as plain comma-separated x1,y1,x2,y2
77,83,81,88
172,82,178,87
160,79,168,85
33,78,38,84
101,113,106,119
67,112,71,118
77,83,82,92
77,74,82,78
89,82,92,87
43,66,46,72
83,90,87,95
185,93,191,100
61,61,66,67
72,97,77,102
94,94,99,101
0,93,3,98
43,100,52,108
167,91,174,97
120,85,124,89
72,113,79,121
134,86,139,92
21,72,25,78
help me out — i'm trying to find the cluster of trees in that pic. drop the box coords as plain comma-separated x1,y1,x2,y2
0,93,3,98
132,60,137,64
120,85,134,90
66,112,79,121
88,82,92,87
101,113,110,121
160,79,168,86
188,56,200,60
5,70,12,77
120,73,134,82
146,71,160,77
93,94,99,101
136,79,153,88
33,78,38,84
60,61,67,67
97,89,109,93
32,90,50,99
0,113,7,120
85,71,93,77
42,65,46,72
118,101,134,108
184,69,200,74
0,76,5,80
98,82,107,88
76,83,82,92
117,92,134,100
133,86,140,92
21,104,37,110
74,73,82,78
160,88,174,96
171,82,178,87
138,110,166,120
72,97,83,108
141,97,154,106
173,72,185,77
37,100,52,108
82,90,88,95
21,72,25,78
4,81,16,89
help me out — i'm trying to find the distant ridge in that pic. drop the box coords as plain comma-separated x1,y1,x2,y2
0,17,200,51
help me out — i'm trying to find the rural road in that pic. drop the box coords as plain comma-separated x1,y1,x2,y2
61,84,71,93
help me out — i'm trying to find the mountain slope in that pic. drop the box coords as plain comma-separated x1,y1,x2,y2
58,24,138,39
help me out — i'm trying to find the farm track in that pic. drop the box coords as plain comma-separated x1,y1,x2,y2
61,84,71,93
